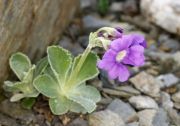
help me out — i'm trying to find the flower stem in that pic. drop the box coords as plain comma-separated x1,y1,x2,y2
66,45,92,88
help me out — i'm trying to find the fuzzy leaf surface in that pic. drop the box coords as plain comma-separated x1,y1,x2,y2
34,57,48,77
33,75,60,98
49,96,70,115
10,52,31,80
47,46,72,84
68,52,99,88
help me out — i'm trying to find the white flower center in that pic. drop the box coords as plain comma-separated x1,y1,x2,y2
116,50,127,62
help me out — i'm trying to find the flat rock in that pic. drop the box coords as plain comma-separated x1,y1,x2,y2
174,102,180,109
172,91,180,103
156,73,179,88
152,108,170,126
102,88,133,98
88,110,125,126
107,99,137,123
138,109,157,126
129,95,158,110
115,85,141,95
141,0,180,36
130,72,160,97
160,92,173,110
167,108,180,125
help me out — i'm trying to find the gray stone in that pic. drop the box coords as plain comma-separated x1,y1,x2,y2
78,36,89,48
156,73,179,88
172,91,180,103
167,108,180,126
127,122,139,126
102,88,133,98
145,51,180,72
115,85,141,95
174,102,180,109
107,99,137,123
80,0,96,9
129,95,158,110
0,100,35,124
138,109,157,126
158,34,180,52
82,15,135,33
59,36,84,56
110,2,123,12
173,51,180,67
89,110,125,126
130,72,160,97
152,108,170,126
83,15,110,31
160,92,173,110
68,118,88,126
141,0,180,36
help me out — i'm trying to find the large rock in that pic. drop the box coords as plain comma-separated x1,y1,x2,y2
138,109,157,126
130,72,160,97
129,95,158,110
140,0,180,36
0,0,79,87
89,110,125,126
107,99,137,123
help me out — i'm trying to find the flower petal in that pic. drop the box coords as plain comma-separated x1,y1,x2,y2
122,45,145,66
117,65,130,82
97,60,115,71
102,49,116,61
110,35,133,52
130,45,144,53
131,34,147,48
108,63,120,79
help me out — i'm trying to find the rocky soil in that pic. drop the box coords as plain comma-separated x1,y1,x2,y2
0,0,180,126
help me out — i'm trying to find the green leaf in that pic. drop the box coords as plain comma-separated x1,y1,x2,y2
44,66,57,82
21,98,36,109
33,74,60,98
72,84,101,102
34,57,48,77
10,93,25,102
69,101,86,113
4,81,26,92
69,52,99,87
67,84,100,113
68,94,96,113
47,46,72,83
23,65,35,83
10,52,31,81
49,96,70,115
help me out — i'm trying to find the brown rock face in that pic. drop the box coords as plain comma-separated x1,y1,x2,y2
0,0,79,87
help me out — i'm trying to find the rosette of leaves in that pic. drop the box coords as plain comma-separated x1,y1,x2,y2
33,46,101,115
4,53,48,102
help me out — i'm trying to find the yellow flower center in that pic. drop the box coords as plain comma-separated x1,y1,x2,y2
116,50,127,62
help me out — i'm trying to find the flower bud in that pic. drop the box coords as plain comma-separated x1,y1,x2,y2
89,27,123,50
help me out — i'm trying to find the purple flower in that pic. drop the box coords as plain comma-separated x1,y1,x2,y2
98,27,123,41
98,34,146,82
